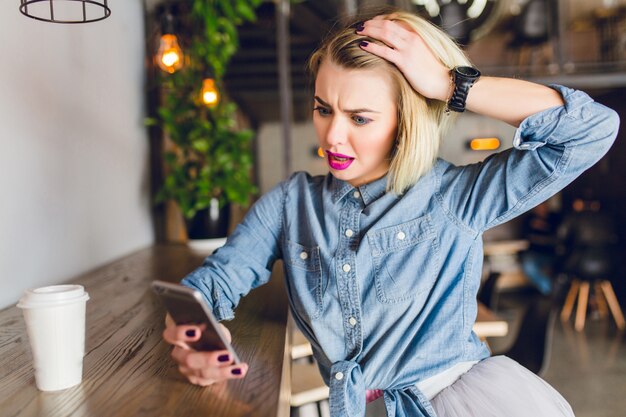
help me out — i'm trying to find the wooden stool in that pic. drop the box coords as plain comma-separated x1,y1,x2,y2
290,361,329,412
291,327,313,360
561,278,625,332
289,319,327,417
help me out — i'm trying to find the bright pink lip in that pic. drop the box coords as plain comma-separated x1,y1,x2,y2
326,150,355,171
327,151,354,159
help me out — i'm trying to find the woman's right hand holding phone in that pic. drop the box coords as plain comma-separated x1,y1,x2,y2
162,314,249,386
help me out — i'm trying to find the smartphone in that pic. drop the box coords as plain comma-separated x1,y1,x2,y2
151,280,240,363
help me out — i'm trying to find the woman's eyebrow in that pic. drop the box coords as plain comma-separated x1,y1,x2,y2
314,96,380,114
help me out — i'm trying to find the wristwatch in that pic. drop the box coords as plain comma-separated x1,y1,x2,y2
447,66,481,113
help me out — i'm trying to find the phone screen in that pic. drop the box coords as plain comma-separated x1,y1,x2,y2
152,281,239,361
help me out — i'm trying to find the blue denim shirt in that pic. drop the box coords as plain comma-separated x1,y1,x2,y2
182,86,619,417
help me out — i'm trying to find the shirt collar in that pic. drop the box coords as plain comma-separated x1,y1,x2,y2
360,174,388,205
328,173,389,205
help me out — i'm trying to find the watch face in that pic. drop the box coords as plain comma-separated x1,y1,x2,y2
456,66,480,78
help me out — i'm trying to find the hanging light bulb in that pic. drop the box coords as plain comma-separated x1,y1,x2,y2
157,34,184,73
156,12,184,74
201,78,220,107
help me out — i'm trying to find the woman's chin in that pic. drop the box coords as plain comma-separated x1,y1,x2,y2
329,169,362,186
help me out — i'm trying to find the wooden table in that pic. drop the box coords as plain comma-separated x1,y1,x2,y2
483,239,529,257
0,245,290,417
483,239,531,290
474,303,509,338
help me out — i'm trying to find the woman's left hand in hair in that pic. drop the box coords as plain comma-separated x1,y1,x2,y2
356,16,451,102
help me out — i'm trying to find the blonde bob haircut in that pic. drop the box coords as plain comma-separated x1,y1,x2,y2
308,9,472,195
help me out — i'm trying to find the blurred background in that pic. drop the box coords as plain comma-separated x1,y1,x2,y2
1,1,625,416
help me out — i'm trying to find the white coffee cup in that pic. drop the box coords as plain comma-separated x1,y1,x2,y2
17,285,90,391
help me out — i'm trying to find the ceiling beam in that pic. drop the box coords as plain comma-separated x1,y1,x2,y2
290,2,332,39
226,63,310,75
230,46,317,62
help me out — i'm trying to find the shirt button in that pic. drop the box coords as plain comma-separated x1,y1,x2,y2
348,317,357,327
335,372,344,381
345,229,354,237
299,251,308,260
353,191,360,199
342,264,351,272
397,231,406,240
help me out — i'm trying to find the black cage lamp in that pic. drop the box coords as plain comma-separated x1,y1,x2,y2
19,0,111,24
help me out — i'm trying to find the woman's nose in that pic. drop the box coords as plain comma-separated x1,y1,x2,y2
325,117,347,146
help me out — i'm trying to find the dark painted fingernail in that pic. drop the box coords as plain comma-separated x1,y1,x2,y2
356,22,364,32
231,368,242,375
360,41,369,47
218,354,230,362
185,329,196,338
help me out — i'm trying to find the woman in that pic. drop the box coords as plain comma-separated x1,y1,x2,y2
162,10,619,417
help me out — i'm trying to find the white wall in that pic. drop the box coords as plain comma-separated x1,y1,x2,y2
0,2,154,308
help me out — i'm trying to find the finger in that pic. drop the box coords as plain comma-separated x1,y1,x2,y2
178,364,196,377
187,374,216,386
358,19,410,50
227,363,249,379
359,41,401,65
163,314,202,346
171,345,191,365
189,375,217,386
163,328,190,349
199,362,249,381
183,350,236,370
176,325,202,342
164,325,201,348
162,314,178,344
369,14,407,27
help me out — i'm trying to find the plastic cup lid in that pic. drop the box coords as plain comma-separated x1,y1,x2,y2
17,285,90,309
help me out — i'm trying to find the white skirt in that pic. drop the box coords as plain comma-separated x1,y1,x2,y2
430,355,575,417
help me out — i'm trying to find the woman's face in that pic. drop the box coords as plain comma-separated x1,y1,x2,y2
313,59,398,187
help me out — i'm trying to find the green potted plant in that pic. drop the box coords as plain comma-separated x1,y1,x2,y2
150,0,262,247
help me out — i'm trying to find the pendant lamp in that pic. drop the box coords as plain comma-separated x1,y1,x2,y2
156,12,184,74
20,0,111,24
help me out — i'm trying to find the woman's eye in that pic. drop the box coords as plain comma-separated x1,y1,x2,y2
352,115,370,125
313,106,331,116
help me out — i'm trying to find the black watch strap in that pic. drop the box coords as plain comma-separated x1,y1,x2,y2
447,66,480,113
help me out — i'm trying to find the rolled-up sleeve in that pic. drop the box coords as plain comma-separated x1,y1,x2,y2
181,180,285,321
437,85,620,234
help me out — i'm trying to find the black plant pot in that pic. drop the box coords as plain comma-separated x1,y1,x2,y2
185,200,230,240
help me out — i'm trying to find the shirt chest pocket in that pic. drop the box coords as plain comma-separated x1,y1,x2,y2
284,240,324,320
367,215,440,304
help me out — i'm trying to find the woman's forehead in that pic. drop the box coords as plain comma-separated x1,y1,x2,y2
314,60,396,106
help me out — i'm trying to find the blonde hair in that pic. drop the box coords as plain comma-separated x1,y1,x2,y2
308,9,472,195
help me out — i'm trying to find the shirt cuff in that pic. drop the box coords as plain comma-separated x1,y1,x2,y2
512,84,594,151
181,277,235,322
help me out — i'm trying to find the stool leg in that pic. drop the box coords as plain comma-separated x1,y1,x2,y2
600,281,626,330
575,282,590,332
561,279,580,322
316,400,323,417
594,281,609,319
